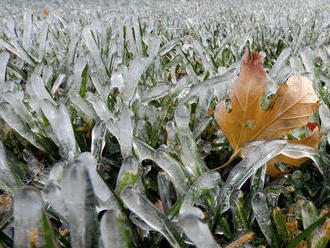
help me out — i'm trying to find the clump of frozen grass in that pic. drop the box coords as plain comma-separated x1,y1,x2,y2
0,0,329,247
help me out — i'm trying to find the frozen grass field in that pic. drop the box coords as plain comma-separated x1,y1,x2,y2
0,0,329,247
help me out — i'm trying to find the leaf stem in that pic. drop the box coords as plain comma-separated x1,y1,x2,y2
212,148,241,171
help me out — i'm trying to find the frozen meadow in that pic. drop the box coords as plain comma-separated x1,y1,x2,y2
0,0,329,247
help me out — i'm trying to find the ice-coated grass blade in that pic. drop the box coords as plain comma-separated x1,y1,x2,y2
133,137,189,196
30,73,55,104
121,186,187,248
83,26,109,77
75,152,119,212
319,103,330,146
0,140,22,193
217,139,288,213
230,190,249,234
159,38,180,56
40,100,77,160
301,201,318,230
180,171,222,217
91,120,107,161
252,191,278,247
0,102,44,151
14,187,43,248
281,143,323,175
121,57,152,106
69,92,98,120
0,51,9,85
116,156,139,194
180,207,220,248
100,209,133,248
157,172,173,214
61,164,98,248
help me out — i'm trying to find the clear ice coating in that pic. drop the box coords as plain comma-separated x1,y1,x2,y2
69,92,98,120
140,83,170,103
121,186,185,248
180,207,220,248
91,120,107,161
100,209,132,248
116,156,139,194
281,143,322,174
319,103,330,146
121,57,152,106
179,130,207,177
40,100,77,160
0,102,43,151
50,74,66,95
106,109,134,157
0,51,9,85
76,152,119,212
179,172,222,247
230,190,247,233
180,171,222,217
61,164,97,248
30,73,56,104
174,103,190,131
133,138,188,196
252,191,277,246
72,56,87,93
83,25,108,77
0,140,20,193
159,38,180,56
217,139,288,213
14,187,43,248
157,172,173,213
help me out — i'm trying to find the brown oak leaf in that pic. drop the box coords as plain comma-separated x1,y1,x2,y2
214,50,320,176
